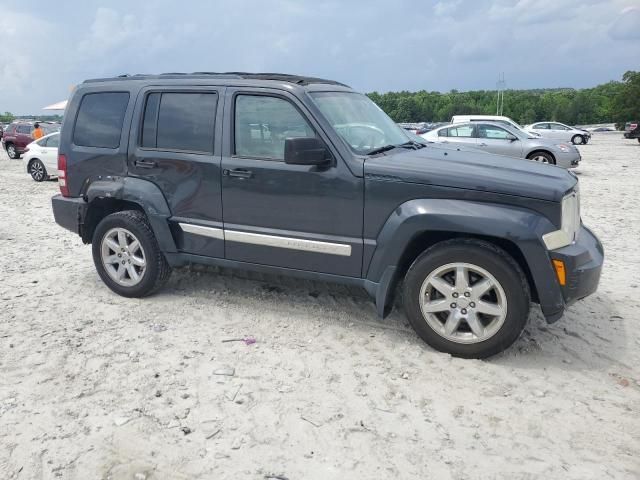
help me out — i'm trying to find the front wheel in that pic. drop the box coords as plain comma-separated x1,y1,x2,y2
527,151,555,165
92,210,171,297
29,159,47,182
571,135,584,145
402,239,531,358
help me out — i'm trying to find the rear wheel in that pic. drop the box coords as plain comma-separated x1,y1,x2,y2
527,151,555,165
6,143,18,159
92,210,171,297
402,239,530,358
571,135,584,145
29,159,47,182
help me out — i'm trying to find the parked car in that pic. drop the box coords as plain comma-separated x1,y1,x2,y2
22,132,60,181
590,127,614,132
51,72,602,358
422,121,581,168
2,121,60,158
450,115,541,138
623,124,640,143
525,122,591,145
624,121,638,132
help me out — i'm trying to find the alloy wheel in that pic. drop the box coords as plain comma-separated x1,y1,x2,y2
418,262,507,344
100,228,147,287
30,161,45,181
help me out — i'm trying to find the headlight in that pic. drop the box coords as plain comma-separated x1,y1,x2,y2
556,144,571,152
542,189,580,250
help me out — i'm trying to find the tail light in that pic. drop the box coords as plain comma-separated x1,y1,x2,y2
57,153,69,197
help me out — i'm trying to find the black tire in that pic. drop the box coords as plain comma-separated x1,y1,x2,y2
527,151,555,165
402,239,531,359
637,138,640,144
571,135,584,145
29,159,47,182
6,143,19,159
92,210,171,297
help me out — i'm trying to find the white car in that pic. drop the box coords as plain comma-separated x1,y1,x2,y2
450,115,541,137
524,122,591,145
23,132,59,182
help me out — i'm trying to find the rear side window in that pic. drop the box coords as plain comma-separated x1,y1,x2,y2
46,135,60,148
446,125,475,138
17,125,32,134
141,92,217,154
73,92,129,148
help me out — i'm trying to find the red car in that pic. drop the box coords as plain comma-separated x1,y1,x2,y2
2,121,60,159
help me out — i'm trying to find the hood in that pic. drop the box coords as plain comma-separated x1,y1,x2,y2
364,145,577,202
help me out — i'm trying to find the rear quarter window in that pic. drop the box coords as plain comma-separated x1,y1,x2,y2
73,92,130,148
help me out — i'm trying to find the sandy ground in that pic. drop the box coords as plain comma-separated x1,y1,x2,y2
0,132,639,480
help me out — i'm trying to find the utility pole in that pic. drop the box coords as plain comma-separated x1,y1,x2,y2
496,72,506,116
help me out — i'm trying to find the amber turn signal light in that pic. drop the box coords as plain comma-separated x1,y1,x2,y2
552,259,566,286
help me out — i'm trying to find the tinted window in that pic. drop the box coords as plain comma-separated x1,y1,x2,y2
235,95,315,160
17,125,32,134
446,125,474,137
73,92,129,148
477,124,511,139
141,92,216,153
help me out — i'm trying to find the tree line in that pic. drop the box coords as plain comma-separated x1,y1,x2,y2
367,71,639,128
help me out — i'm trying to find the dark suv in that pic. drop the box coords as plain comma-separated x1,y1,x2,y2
2,121,60,158
51,73,603,358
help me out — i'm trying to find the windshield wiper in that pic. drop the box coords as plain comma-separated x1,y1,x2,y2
398,140,427,150
365,144,398,156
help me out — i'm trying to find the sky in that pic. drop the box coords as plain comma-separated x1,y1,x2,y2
0,0,639,114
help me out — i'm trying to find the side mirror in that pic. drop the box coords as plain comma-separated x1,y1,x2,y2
284,137,330,166
507,134,518,142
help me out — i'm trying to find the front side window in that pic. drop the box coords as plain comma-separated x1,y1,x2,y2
141,92,217,153
446,125,475,138
309,92,408,155
477,124,511,139
73,92,129,148
234,95,315,160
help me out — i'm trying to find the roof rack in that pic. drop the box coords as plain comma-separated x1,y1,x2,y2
84,72,349,87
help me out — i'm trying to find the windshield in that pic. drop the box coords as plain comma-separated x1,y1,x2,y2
309,92,409,155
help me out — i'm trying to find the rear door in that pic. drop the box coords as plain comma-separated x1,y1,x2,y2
476,123,523,157
438,123,477,148
219,87,364,277
15,124,32,150
128,86,225,258
42,134,59,171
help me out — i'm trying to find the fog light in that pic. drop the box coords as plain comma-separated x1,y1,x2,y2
552,259,566,286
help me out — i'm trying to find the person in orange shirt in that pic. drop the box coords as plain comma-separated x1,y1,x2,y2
32,123,44,140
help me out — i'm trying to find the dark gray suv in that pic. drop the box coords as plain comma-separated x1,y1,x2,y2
51,73,603,358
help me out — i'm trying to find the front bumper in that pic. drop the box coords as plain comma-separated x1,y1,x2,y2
52,194,87,236
556,150,581,169
545,225,603,321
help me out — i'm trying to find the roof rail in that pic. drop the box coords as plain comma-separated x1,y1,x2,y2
83,72,349,87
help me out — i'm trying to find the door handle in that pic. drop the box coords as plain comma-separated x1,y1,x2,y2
223,168,253,179
135,160,157,169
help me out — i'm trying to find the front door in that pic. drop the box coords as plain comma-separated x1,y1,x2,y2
220,88,364,277
128,87,225,258
476,123,523,157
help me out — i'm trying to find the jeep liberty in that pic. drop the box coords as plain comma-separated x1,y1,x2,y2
51,73,603,358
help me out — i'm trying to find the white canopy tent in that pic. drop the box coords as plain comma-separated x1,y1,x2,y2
43,100,68,110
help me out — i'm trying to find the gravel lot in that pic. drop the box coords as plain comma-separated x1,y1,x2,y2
1,132,639,480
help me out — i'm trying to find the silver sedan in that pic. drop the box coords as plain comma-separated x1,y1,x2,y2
421,121,581,168
524,122,591,145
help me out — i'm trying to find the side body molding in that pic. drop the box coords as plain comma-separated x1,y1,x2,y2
85,177,177,252
365,198,565,319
